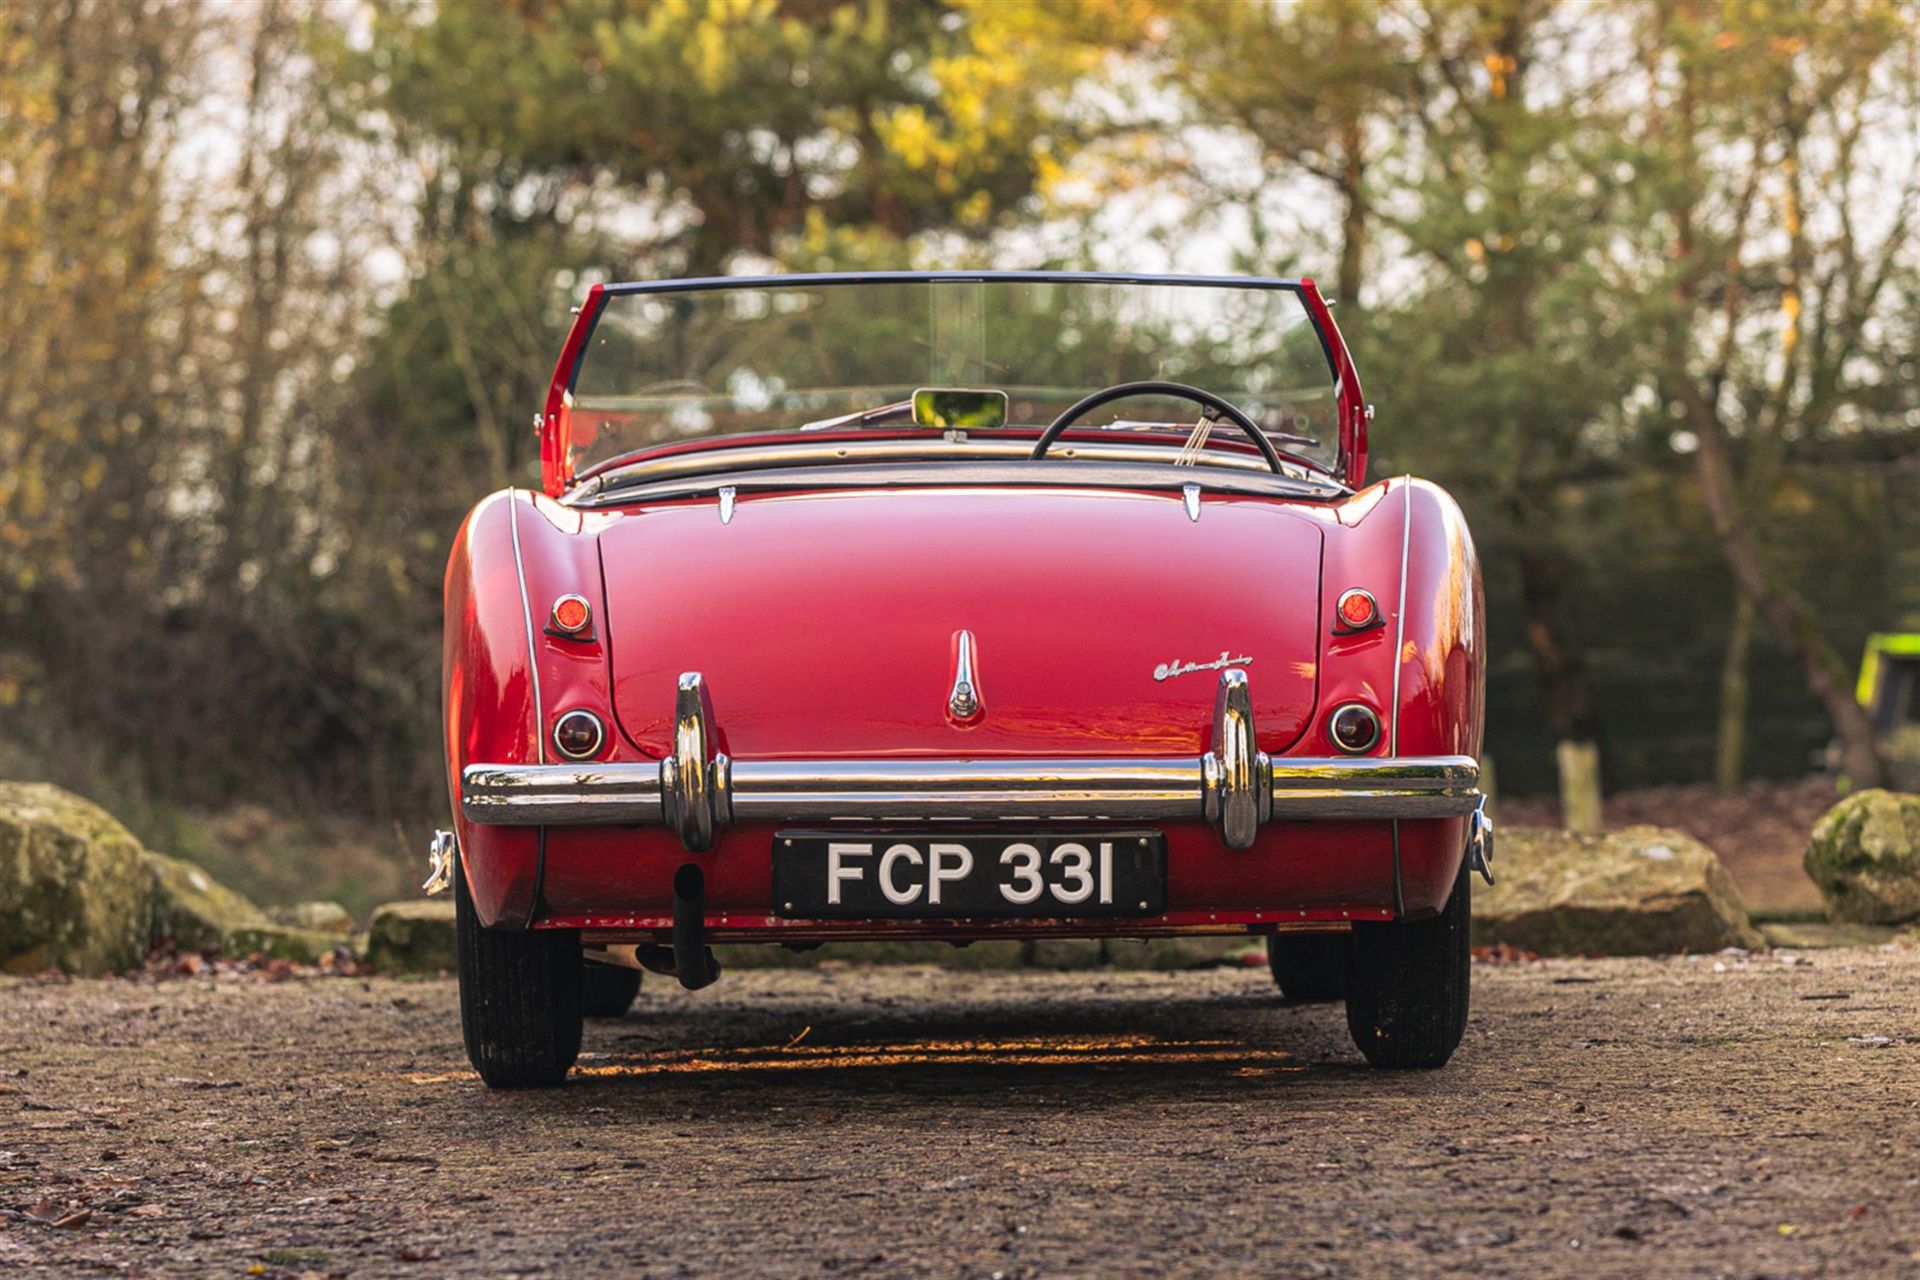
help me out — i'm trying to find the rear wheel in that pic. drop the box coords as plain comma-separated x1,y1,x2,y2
582,962,643,1018
1264,934,1349,1002
455,862,583,1088
1345,859,1471,1069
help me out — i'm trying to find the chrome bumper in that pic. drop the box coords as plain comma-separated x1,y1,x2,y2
460,671,1481,852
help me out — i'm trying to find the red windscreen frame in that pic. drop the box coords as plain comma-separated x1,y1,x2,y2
542,276,1369,495
1297,278,1368,490
541,282,607,496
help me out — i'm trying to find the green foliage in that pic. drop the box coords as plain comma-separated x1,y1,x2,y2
333,0,1129,272
2,0,1918,854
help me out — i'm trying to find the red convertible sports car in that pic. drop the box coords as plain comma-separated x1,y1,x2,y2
429,272,1490,1087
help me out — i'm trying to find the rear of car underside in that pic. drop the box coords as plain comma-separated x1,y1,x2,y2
436,273,1491,1086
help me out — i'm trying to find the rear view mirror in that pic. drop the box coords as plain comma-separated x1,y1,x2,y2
911,387,1008,430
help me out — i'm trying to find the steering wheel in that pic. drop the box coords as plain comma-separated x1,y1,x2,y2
1027,379,1288,475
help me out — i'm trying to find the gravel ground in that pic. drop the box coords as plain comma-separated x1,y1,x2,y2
3,947,1918,1278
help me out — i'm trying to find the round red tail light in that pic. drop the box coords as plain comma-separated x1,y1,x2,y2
1328,703,1382,754
550,594,591,635
1336,588,1379,631
553,710,605,760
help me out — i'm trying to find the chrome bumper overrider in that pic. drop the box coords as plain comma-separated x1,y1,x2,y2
460,670,1481,853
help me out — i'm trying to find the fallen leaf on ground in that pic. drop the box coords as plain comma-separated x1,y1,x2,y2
1472,943,1540,964
27,1200,94,1230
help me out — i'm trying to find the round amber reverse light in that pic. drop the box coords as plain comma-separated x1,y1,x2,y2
551,594,592,635
1336,588,1379,630
1328,703,1382,754
553,710,605,760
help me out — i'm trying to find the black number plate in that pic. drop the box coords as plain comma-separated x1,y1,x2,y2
773,831,1165,919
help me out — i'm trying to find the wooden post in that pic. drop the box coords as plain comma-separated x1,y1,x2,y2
1556,739,1603,834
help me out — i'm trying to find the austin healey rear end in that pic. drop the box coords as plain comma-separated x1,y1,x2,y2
432,272,1490,1087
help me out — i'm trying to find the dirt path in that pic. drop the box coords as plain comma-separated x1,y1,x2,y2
3,948,1918,1278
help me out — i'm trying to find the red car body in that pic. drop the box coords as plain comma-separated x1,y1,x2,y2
435,272,1488,1083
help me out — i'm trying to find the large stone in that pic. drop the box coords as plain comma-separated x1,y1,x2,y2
147,850,273,953
364,900,458,973
0,782,155,975
1758,920,1899,949
221,924,347,964
1472,825,1763,956
1805,789,1920,925
270,901,355,936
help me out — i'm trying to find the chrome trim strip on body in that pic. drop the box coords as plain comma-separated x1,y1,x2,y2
569,438,1326,500
1391,477,1413,756
506,490,547,765
1388,478,1414,912
569,461,1345,510
460,669,1480,845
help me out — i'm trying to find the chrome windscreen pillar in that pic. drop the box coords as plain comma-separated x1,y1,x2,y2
662,672,731,852
1202,668,1270,849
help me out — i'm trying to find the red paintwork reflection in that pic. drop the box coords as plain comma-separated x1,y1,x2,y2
599,487,1324,761
442,471,1484,930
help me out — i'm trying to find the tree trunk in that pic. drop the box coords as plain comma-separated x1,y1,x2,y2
1714,591,1755,793
1336,121,1366,309
1682,391,1883,787
1555,739,1603,834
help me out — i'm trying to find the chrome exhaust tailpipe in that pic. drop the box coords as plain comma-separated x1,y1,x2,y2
423,829,457,895
1466,798,1495,886
669,863,721,991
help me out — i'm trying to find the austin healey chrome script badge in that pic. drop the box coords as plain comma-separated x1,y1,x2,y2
1153,651,1253,683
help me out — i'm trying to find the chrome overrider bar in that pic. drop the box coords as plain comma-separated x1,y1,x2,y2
459,670,1482,853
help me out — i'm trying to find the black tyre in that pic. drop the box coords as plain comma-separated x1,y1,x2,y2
581,962,643,1018
1264,933,1349,1002
455,862,584,1088
1345,859,1471,1069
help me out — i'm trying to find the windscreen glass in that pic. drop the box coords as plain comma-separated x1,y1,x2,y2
565,278,1337,478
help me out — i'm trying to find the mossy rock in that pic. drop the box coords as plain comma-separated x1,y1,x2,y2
1805,789,1920,925
146,850,273,953
0,782,154,975
365,900,458,973
222,924,347,964
1472,824,1763,956
269,901,355,935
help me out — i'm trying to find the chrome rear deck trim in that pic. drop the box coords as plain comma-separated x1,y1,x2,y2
564,442,1352,507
